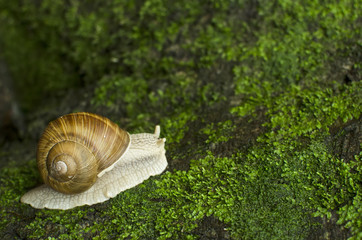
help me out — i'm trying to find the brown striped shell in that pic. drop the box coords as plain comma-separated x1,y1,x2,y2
37,112,130,194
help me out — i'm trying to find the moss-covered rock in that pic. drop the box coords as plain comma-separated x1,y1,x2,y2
0,0,360,239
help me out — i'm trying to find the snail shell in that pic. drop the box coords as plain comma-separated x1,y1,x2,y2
21,112,167,210
38,112,130,194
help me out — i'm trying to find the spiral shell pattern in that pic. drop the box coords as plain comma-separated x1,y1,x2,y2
37,112,130,194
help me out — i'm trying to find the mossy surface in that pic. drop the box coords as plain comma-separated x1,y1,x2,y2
0,0,361,239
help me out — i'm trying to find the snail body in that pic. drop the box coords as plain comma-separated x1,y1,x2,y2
21,112,167,210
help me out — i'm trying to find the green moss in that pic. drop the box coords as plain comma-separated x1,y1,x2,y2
263,82,361,142
337,152,362,240
231,0,361,117
155,136,361,239
0,0,360,239
200,120,236,144
0,160,39,232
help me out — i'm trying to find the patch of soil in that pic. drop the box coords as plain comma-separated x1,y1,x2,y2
193,216,231,240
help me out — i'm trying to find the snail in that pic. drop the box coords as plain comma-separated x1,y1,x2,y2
21,112,167,210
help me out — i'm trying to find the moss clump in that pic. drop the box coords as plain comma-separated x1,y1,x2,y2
0,0,360,239
155,139,360,239
337,151,362,240
0,160,39,233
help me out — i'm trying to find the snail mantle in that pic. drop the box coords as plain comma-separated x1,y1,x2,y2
21,112,168,210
